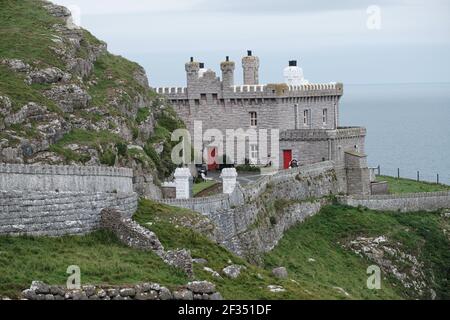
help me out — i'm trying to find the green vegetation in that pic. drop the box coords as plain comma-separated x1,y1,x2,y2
236,164,261,173
2,200,447,299
193,180,218,196
265,205,450,300
0,230,188,298
50,129,124,164
0,0,63,67
379,175,450,194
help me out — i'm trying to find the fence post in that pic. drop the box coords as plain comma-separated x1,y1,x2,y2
397,168,400,179
378,165,381,176
437,174,439,185
417,171,420,182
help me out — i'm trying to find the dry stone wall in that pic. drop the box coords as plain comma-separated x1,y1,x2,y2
0,164,137,236
340,192,450,212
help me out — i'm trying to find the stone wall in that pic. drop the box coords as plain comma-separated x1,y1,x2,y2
22,280,222,300
0,191,137,236
339,191,450,212
157,162,340,261
0,163,133,193
0,163,138,236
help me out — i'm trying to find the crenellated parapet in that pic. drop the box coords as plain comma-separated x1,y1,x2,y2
280,127,366,141
154,82,343,100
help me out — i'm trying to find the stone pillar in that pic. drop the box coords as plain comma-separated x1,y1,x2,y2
220,168,238,194
174,168,193,199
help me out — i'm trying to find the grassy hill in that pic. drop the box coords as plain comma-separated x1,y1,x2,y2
0,0,182,183
1,200,448,300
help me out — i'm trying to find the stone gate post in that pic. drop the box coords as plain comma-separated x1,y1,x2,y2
221,168,238,194
174,168,193,199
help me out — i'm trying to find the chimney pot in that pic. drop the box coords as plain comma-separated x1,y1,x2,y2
247,50,252,56
199,62,205,69
289,60,297,67
190,57,194,62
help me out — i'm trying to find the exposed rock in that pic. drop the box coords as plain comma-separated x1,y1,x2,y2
222,265,246,279
1,58,30,72
119,288,136,298
333,286,350,297
26,67,71,85
30,281,50,294
272,267,288,279
164,249,194,278
133,66,150,88
4,103,48,126
187,281,216,294
0,96,12,116
193,258,208,265
43,1,72,18
43,84,91,112
346,236,428,297
158,287,173,300
268,285,286,293
203,267,221,278
172,289,193,300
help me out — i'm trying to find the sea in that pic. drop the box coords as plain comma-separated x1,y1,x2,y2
340,83,450,185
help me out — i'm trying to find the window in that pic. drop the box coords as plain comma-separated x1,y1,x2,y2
250,112,257,127
322,109,328,125
250,144,258,164
303,109,309,126
200,94,207,101
212,93,218,101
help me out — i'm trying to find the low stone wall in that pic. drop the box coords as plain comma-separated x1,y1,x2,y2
340,191,450,212
0,163,133,193
0,191,137,236
0,163,138,236
21,280,222,300
157,161,340,260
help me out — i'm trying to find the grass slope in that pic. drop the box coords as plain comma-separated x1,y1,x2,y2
265,205,450,300
2,200,447,299
378,175,450,194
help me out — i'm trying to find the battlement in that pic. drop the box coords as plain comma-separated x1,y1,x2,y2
280,127,366,141
154,82,343,100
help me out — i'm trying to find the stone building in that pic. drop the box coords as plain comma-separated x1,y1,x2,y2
155,51,370,194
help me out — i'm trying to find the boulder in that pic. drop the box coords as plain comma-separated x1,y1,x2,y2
26,67,71,85
30,281,50,294
272,267,288,279
1,58,30,72
0,96,12,116
222,265,246,279
172,289,193,300
43,84,91,112
187,281,216,294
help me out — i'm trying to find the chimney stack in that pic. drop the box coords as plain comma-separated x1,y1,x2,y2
242,50,260,85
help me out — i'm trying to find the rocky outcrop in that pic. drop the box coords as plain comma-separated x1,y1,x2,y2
100,209,194,277
345,236,432,298
43,84,91,112
21,280,222,300
26,67,71,85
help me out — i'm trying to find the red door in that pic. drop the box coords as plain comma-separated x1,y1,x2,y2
207,147,218,171
283,150,292,169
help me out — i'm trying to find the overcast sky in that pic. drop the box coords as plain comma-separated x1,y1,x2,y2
52,0,450,86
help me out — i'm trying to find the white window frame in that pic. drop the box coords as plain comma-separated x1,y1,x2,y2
303,109,310,126
250,112,257,127
322,109,328,125
249,144,258,164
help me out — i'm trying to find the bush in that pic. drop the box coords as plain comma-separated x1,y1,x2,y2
100,148,116,166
